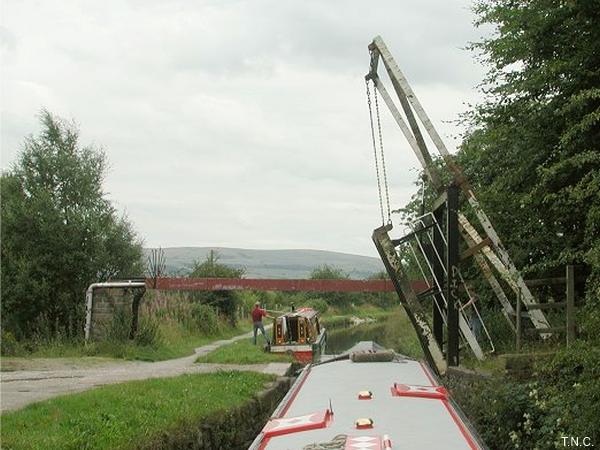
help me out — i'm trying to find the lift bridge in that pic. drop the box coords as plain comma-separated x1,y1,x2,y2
366,36,552,375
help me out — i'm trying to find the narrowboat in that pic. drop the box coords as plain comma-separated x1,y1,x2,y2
269,307,327,364
250,342,487,450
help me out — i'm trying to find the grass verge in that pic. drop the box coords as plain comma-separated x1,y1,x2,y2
1,371,274,450
196,338,293,365
1,323,250,366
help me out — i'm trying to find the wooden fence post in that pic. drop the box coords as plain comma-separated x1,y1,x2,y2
566,265,575,346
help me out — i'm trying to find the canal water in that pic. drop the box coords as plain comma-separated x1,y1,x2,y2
325,314,423,358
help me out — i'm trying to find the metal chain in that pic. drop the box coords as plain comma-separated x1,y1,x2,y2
373,81,392,224
366,78,385,225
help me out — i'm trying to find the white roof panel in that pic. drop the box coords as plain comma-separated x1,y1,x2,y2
258,359,481,450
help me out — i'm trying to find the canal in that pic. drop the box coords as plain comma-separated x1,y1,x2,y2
324,310,423,358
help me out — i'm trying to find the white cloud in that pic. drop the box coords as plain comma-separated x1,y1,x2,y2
1,0,488,256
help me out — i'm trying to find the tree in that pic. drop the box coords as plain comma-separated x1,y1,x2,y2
309,264,349,280
187,250,245,325
1,110,143,339
308,264,357,308
461,0,600,276
366,270,389,280
400,1,599,330
461,0,600,338
188,250,245,278
394,3,600,445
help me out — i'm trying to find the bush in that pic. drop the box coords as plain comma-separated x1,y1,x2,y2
304,298,328,314
1,330,20,356
187,250,244,325
452,343,600,449
580,271,600,343
187,291,239,326
142,291,224,334
190,303,221,335
478,309,515,353
1,111,143,340
134,317,162,347
105,308,134,343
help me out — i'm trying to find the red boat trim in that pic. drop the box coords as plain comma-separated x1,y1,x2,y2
391,383,449,400
257,365,313,450
293,351,314,364
278,366,312,417
442,400,480,450
262,409,332,438
258,434,269,450
419,361,480,450
345,436,383,450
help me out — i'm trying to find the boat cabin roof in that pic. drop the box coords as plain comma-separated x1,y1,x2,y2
251,345,485,450
278,307,319,320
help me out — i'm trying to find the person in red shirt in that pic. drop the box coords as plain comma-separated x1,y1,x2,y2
252,301,272,345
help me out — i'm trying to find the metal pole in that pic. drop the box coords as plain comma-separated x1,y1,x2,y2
566,265,575,346
446,184,459,366
516,289,522,352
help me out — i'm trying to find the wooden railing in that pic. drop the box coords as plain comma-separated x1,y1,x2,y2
515,265,576,351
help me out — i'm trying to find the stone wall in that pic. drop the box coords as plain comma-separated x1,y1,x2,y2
89,287,144,340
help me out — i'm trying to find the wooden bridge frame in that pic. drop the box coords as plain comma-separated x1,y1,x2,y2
365,36,551,342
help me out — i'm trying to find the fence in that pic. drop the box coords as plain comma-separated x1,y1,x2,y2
515,265,576,351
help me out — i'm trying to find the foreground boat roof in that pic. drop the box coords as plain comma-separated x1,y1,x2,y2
251,345,485,450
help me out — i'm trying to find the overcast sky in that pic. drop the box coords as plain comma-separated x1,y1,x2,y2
1,0,489,257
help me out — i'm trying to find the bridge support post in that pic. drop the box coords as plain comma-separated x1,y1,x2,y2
432,204,446,349
372,224,447,375
446,184,460,366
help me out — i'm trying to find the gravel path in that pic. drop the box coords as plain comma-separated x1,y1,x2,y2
0,329,289,412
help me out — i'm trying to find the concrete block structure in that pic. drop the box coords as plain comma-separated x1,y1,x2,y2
85,282,146,341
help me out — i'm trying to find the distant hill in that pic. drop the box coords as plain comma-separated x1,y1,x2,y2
144,247,384,279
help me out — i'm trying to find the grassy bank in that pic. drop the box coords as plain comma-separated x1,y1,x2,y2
196,338,293,365
1,325,248,366
2,289,398,364
1,371,274,450
2,291,249,363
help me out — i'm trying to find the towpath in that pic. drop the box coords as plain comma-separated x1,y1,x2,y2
0,329,289,412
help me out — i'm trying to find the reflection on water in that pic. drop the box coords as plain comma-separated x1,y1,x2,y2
327,322,386,354
323,311,423,358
